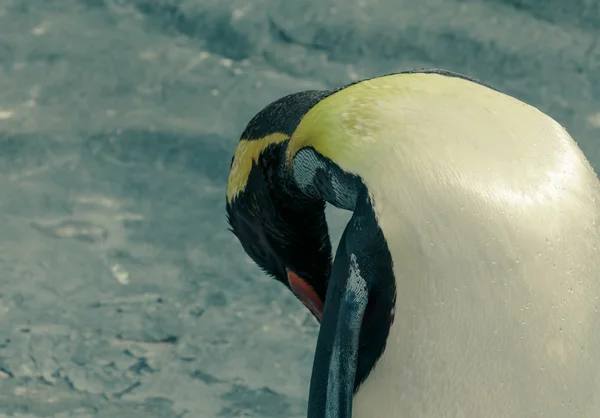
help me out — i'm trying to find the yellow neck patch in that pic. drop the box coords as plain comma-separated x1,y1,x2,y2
285,74,417,175
226,132,289,202
285,73,492,179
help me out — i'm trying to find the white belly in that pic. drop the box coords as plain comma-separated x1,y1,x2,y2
291,73,600,417
351,113,600,417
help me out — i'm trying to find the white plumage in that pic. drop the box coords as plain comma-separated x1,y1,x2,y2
291,73,600,417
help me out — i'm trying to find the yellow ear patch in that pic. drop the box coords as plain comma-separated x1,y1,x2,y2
226,132,290,202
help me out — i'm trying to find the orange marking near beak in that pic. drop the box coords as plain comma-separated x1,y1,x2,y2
286,269,324,322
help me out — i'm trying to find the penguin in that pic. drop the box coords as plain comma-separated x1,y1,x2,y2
225,69,600,418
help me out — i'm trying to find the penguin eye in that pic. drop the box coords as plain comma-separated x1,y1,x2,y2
234,203,286,280
259,146,279,185
263,163,276,186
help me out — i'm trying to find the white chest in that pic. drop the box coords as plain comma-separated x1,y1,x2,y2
351,130,600,418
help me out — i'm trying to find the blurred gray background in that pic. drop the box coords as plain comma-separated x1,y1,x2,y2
0,0,598,417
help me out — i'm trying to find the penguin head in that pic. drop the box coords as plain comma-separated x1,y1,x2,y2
226,90,334,321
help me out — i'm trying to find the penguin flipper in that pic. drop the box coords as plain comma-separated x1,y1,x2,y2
307,225,367,418
308,192,395,418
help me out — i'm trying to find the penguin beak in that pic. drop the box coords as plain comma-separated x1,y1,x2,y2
286,269,324,322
